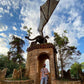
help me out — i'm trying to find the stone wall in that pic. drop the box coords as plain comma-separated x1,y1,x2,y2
56,80,84,84
0,80,34,84
0,80,84,84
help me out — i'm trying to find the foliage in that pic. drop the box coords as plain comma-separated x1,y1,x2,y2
70,62,82,79
23,26,32,37
81,62,84,69
54,31,81,78
54,32,68,48
0,55,24,77
8,35,25,64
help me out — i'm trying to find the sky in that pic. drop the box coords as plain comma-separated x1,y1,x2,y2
0,0,84,65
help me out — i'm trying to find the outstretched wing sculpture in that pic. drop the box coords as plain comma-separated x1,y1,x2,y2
38,0,60,36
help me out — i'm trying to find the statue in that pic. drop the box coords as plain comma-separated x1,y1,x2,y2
25,0,60,44
38,0,60,36
25,35,49,45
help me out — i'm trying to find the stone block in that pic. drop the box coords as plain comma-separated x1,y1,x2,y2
12,69,21,80
0,68,7,80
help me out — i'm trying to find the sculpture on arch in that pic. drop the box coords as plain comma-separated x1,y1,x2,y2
38,0,60,36
25,0,60,44
25,35,49,45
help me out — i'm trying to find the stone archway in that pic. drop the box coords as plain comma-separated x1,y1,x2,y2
38,53,51,84
26,43,57,84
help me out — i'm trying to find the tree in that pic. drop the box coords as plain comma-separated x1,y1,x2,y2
54,31,81,78
23,26,32,37
8,35,25,64
81,62,84,73
81,62,84,69
0,55,20,77
70,62,82,79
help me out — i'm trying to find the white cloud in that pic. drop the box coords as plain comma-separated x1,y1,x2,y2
4,9,9,13
0,47,9,55
0,33,7,37
19,0,84,47
0,33,23,56
9,34,22,40
10,13,13,17
68,9,79,21
14,35,22,39
23,52,27,60
0,0,19,10
73,16,81,27
0,38,9,55
78,53,84,63
43,0,84,47
47,36,54,44
0,0,20,17
0,7,3,13
41,0,47,2
0,1,11,14
0,0,11,6
13,26,17,31
57,0,76,12
11,0,20,10
9,34,13,38
0,25,8,31
0,15,2,17
8,34,13,42
0,0,83,62
20,0,40,38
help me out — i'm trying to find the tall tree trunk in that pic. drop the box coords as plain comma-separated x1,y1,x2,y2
60,56,63,78
54,52,59,78
59,50,63,78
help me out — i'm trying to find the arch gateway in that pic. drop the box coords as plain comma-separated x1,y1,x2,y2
25,43,58,84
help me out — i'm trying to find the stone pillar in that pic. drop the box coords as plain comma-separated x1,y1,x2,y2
50,53,56,84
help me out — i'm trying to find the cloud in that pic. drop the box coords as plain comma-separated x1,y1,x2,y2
0,33,7,37
0,47,9,55
18,0,84,48
0,7,3,13
56,0,76,12
0,33,23,55
13,26,17,31
0,15,2,17
0,38,9,55
41,0,47,2
47,36,54,44
0,0,81,48
23,52,27,60
0,0,20,18
42,0,84,47
78,53,84,63
9,33,22,40
0,25,8,31
0,0,83,65
0,0,20,10
11,0,20,10
0,1,11,14
14,35,22,39
20,0,40,38
10,13,13,17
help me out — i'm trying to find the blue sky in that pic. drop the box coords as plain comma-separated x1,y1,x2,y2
0,0,84,64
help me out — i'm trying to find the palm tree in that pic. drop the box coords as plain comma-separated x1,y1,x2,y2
8,35,25,64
